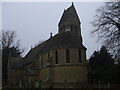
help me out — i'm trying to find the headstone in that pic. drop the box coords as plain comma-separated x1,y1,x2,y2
34,81,39,88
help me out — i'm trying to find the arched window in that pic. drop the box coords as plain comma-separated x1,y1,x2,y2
66,49,70,63
55,50,58,64
78,49,82,63
48,53,50,59
41,56,43,66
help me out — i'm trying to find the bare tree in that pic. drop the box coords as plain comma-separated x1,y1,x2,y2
2,30,15,49
91,2,120,57
1,30,24,85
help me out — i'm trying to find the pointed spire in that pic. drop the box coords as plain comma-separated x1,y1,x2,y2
58,3,80,26
72,2,74,6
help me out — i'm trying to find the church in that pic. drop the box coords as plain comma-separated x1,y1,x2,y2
9,3,88,88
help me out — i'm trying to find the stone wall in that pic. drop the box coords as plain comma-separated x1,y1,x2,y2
37,47,87,87
8,69,24,83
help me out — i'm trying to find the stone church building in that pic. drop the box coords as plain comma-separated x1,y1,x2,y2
8,3,88,88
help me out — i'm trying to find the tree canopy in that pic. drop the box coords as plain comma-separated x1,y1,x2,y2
91,2,120,57
89,45,114,69
2,30,24,85
89,45,120,84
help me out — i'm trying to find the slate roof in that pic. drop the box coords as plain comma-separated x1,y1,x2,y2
24,40,48,64
58,3,80,26
24,31,86,65
40,31,86,54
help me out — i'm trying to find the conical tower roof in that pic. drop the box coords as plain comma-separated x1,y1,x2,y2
58,3,80,26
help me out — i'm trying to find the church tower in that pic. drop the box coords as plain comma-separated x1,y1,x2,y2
58,3,82,43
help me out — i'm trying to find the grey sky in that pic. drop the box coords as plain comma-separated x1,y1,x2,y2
2,2,104,59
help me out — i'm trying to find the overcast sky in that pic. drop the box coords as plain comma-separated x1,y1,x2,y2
2,2,104,59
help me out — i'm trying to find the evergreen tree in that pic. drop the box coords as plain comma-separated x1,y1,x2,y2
89,45,114,83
